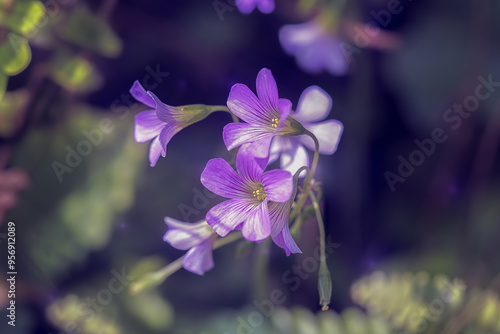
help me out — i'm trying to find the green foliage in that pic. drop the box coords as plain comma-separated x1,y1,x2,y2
6,0,46,37
123,292,174,331
0,89,26,137
0,72,7,101
50,50,103,93
60,6,122,58
0,34,32,76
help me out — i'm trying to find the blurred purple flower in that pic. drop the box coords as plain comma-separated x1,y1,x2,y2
201,145,297,248
224,68,292,161
236,0,274,14
269,86,343,176
163,218,217,275
131,81,211,167
279,20,349,75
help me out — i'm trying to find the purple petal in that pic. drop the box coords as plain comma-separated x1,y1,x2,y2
262,169,293,203
183,238,216,275
148,137,163,167
147,92,183,123
256,68,279,111
293,86,332,123
277,99,292,129
134,109,165,143
158,123,181,155
206,199,255,237
300,120,343,155
279,21,320,55
248,135,273,161
256,0,275,13
241,201,271,241
269,202,301,256
163,218,213,250
223,123,272,151
324,37,350,75
130,80,155,109
201,159,246,198
280,141,309,177
236,144,265,182
236,0,256,14
227,84,273,126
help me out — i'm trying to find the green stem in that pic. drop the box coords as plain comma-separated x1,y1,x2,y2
209,105,239,123
304,129,320,187
309,191,326,264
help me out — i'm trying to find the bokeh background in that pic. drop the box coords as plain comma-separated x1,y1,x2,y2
1,0,500,333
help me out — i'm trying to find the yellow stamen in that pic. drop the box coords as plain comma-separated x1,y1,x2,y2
271,118,280,128
252,186,267,201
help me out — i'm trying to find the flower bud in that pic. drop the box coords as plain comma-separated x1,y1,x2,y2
318,262,332,311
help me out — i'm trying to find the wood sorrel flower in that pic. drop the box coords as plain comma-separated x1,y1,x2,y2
269,201,302,255
201,144,294,243
269,86,343,176
223,68,293,161
163,218,217,275
131,81,212,167
236,0,274,14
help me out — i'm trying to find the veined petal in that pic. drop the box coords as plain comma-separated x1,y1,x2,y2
163,218,213,250
269,202,301,256
300,120,343,155
276,98,292,130
147,92,182,123
158,123,181,155
201,159,246,198
280,141,309,177
256,68,279,111
293,86,332,123
256,0,275,13
134,109,165,143
242,201,271,241
148,137,163,167
248,135,273,161
236,144,265,182
206,199,255,237
262,169,293,202
223,123,272,151
183,237,216,275
130,80,155,109
228,84,272,125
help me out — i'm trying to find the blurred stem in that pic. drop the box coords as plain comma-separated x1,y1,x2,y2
209,105,239,123
254,238,271,301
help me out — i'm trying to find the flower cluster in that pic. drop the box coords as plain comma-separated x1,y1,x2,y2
130,68,342,280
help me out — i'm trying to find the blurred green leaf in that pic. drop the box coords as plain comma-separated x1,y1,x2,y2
7,0,46,37
0,72,6,101
0,33,31,75
60,6,122,57
0,90,26,137
125,292,174,330
50,52,103,93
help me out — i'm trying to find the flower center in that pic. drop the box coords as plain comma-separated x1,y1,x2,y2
252,185,267,201
271,118,280,128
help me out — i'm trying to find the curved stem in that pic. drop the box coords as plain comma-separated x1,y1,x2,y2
303,129,320,188
209,105,239,123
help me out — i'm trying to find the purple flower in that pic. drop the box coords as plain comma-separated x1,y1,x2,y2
223,68,292,161
269,201,301,255
163,218,217,275
236,0,274,14
269,86,343,176
131,81,211,167
279,20,349,75
201,144,297,246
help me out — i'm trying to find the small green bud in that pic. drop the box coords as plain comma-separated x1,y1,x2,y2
318,262,332,311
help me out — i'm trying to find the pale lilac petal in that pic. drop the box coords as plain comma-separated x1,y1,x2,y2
241,201,271,241
256,68,279,111
269,136,291,165
277,98,292,128
130,80,155,109
134,109,165,143
280,141,309,177
300,120,343,155
148,137,163,167
324,37,350,75
147,92,181,123
183,238,216,275
206,199,255,237
163,218,213,250
223,123,271,151
201,159,246,198
262,169,293,203
227,84,272,125
236,0,256,14
236,144,265,182
293,86,332,123
256,0,275,13
158,123,181,155
269,202,301,256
